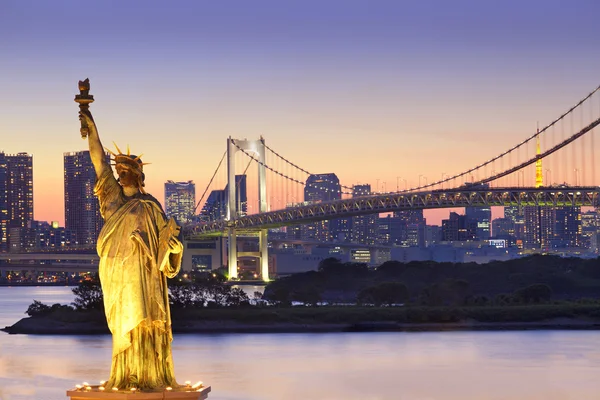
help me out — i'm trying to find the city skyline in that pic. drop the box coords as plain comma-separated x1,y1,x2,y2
1,1,599,225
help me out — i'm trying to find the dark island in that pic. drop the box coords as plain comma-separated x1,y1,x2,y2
4,255,600,334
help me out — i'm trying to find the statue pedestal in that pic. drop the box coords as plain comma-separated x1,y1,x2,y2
67,386,211,400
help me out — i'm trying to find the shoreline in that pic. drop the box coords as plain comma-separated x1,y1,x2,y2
3,316,600,335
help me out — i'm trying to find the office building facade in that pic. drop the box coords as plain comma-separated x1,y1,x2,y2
0,152,33,252
64,151,107,246
165,180,196,224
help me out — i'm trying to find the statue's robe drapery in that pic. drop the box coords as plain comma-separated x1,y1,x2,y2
95,169,182,390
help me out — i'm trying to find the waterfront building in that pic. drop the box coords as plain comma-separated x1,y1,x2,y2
64,151,108,246
165,180,196,224
0,152,33,252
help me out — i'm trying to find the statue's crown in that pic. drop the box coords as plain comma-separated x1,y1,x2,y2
105,142,150,171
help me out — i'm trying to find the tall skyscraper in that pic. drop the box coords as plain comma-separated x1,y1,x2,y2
199,190,226,222
64,151,107,246
465,206,491,240
0,152,33,252
352,184,377,245
165,180,196,224
389,210,426,247
6,153,33,228
554,207,581,247
0,153,7,252
523,206,555,249
304,173,341,241
224,175,247,217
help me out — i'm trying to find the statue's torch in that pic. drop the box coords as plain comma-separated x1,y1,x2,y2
74,78,94,138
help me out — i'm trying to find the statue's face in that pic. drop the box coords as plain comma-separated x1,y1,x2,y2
115,163,140,189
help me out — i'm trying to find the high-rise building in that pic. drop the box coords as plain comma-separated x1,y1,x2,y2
393,210,425,225
523,206,555,249
441,212,477,242
504,206,525,244
352,184,377,245
199,190,227,222
7,153,33,228
304,173,341,242
0,153,7,252
491,217,516,239
580,210,599,251
391,210,426,246
553,207,581,248
165,180,196,224
64,151,108,246
465,206,491,240
224,175,247,217
0,152,33,252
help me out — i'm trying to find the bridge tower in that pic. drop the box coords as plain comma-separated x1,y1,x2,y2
226,137,269,281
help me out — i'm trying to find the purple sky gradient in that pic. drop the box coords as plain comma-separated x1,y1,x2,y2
1,0,599,225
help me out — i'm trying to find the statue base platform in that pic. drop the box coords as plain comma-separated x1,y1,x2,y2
67,386,211,400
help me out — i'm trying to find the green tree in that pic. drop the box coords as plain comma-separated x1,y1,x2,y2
72,277,104,311
26,300,51,316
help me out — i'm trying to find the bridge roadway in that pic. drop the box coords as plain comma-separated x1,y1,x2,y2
0,253,99,272
0,263,98,272
187,186,600,238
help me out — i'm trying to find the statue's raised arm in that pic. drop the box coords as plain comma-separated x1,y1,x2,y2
75,79,110,177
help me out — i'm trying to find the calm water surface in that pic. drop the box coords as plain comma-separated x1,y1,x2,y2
1,286,600,400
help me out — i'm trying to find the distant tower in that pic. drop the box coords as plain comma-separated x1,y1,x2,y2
165,180,196,224
535,134,543,188
64,151,108,246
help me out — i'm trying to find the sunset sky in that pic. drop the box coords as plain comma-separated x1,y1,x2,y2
1,0,599,226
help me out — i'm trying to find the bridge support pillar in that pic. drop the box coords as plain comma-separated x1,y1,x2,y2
228,228,238,279
259,229,269,281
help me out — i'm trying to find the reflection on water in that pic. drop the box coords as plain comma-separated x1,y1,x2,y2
1,287,599,400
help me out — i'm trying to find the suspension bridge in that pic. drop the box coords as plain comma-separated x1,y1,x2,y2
185,85,600,281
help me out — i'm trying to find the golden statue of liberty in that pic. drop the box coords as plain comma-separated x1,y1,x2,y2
77,79,183,391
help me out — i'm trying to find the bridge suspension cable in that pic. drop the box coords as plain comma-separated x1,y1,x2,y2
261,140,355,194
232,140,355,197
194,150,227,213
403,84,600,192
